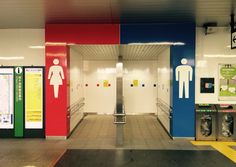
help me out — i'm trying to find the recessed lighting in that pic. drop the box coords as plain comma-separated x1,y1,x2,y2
204,54,236,58
68,43,76,46
0,57,24,60
29,45,45,49
128,42,185,46
45,42,67,46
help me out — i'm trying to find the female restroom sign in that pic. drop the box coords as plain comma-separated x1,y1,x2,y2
48,58,65,98
175,58,193,98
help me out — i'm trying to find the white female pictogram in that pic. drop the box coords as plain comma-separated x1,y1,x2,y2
175,58,193,98
48,59,64,98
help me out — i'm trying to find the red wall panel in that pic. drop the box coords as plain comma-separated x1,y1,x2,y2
46,24,120,44
46,45,69,136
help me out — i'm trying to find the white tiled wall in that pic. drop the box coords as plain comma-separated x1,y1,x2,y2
83,60,158,115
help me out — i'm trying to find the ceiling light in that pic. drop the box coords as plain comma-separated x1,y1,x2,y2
204,54,236,58
29,45,45,49
67,43,76,46
45,42,67,46
128,42,185,46
0,57,24,60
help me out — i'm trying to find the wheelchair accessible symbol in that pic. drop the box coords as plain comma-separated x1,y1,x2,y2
175,58,193,98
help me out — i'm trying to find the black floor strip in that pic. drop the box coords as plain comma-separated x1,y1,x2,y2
55,149,236,167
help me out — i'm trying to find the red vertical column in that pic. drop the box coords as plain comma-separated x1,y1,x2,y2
45,44,70,138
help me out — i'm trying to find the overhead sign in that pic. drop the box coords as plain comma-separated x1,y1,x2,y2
231,30,236,49
0,68,14,129
25,68,43,129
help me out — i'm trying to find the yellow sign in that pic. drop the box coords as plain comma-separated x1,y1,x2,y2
25,68,43,129
133,80,139,87
103,80,109,87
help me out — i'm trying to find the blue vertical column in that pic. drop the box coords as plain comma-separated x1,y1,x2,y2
120,23,195,138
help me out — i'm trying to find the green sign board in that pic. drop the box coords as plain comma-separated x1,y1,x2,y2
14,67,23,137
219,64,236,100
220,66,236,79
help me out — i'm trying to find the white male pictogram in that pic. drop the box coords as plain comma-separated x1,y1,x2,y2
175,58,193,98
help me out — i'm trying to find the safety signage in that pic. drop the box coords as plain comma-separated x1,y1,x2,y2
231,31,236,49
25,68,43,129
133,80,139,87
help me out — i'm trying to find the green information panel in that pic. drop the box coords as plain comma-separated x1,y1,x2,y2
14,67,23,137
219,64,236,100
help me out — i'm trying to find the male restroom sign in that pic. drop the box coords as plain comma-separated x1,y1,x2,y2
175,58,193,98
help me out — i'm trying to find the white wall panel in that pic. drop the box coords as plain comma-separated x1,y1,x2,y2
157,48,170,106
156,48,170,132
0,29,45,66
69,48,84,132
84,61,116,114
70,48,84,105
123,61,158,114
195,27,236,104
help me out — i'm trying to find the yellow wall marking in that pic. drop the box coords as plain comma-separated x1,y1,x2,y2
191,141,236,163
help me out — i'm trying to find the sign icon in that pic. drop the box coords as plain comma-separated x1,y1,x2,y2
15,67,23,74
48,59,64,98
175,58,193,98
231,31,236,49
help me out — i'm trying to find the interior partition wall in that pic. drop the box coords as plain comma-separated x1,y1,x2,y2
45,23,195,139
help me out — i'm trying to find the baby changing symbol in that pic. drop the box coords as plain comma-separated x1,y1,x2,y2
48,59,64,98
175,58,193,98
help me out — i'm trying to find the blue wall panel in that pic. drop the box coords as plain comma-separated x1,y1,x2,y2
121,23,195,137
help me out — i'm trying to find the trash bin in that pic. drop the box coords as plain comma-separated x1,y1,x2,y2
216,104,236,141
196,104,217,141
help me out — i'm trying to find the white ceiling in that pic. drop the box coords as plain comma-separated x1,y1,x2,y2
0,0,235,28
71,45,169,61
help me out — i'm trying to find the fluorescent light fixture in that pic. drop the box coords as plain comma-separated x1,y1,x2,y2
29,45,45,49
204,54,236,58
45,42,67,46
0,57,24,60
128,42,185,46
68,43,76,46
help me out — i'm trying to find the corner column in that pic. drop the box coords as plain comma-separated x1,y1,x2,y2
45,44,70,139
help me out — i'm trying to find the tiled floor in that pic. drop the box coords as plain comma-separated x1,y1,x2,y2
0,115,215,167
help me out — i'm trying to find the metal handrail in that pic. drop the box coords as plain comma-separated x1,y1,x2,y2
156,98,172,115
68,98,85,116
